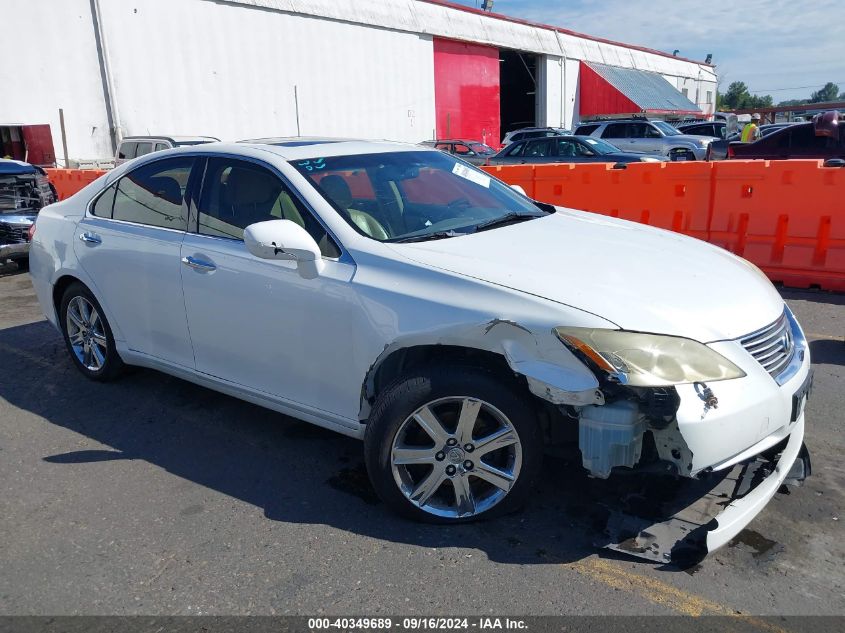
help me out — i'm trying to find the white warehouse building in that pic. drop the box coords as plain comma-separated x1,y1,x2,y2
3,0,717,164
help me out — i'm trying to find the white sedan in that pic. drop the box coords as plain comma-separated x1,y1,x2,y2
29,139,811,561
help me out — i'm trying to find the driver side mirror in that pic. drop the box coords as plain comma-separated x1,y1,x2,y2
244,219,324,279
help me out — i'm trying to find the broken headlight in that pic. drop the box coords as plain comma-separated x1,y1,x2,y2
553,327,745,387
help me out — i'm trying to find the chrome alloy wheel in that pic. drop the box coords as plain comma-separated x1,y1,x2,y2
65,296,108,371
390,396,523,519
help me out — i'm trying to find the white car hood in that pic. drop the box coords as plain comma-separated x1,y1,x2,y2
388,210,784,342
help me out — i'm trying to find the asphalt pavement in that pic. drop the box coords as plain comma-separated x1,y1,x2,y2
0,261,843,618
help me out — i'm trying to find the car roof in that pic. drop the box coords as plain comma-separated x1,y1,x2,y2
187,139,430,161
121,135,219,142
424,139,487,144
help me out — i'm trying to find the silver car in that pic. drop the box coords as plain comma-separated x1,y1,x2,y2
115,135,219,165
574,119,714,161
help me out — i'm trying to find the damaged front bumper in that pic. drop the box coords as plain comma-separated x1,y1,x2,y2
601,415,810,564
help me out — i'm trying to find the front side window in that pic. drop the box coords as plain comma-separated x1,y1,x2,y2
197,158,339,257
557,140,579,157
135,142,154,158
291,150,546,243
154,142,169,152
111,157,193,230
453,144,472,156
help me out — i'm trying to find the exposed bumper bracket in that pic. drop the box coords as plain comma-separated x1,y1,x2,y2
599,418,807,565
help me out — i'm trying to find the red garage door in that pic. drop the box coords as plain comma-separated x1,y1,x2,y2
433,38,500,148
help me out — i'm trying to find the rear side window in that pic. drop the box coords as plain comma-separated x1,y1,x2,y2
524,139,552,157
91,183,117,218
504,142,526,157
509,133,524,142
601,124,628,139
575,124,599,136
112,157,193,230
117,142,138,159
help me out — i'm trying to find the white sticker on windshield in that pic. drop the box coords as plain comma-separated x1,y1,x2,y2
585,139,598,145
452,163,491,188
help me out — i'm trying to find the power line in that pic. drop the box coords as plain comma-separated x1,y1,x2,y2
750,81,844,93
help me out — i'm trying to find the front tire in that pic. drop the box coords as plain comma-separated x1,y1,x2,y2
364,365,543,523
59,282,124,381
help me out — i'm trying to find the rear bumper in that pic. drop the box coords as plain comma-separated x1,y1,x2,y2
0,241,30,259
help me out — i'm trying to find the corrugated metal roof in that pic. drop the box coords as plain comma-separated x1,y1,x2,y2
586,62,702,113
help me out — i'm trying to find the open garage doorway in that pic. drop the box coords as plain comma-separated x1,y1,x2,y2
499,49,539,143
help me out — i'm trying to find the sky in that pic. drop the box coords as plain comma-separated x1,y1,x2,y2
450,0,844,102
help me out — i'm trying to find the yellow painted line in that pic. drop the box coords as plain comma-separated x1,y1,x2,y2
565,558,793,633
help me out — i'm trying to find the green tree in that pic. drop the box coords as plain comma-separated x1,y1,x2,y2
722,81,751,109
810,82,839,103
719,81,773,110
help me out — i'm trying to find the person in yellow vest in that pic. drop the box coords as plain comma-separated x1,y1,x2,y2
741,113,762,142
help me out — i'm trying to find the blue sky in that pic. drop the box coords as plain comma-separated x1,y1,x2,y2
450,0,844,102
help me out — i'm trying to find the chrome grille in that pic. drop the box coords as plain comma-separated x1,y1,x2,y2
740,311,795,378
0,222,29,244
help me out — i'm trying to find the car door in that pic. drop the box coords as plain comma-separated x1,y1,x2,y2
74,155,196,367
632,123,663,153
179,155,359,425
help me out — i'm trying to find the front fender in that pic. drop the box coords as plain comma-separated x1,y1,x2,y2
360,318,603,419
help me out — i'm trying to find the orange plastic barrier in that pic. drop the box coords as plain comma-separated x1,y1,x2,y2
708,160,845,292
45,169,107,201
482,160,845,292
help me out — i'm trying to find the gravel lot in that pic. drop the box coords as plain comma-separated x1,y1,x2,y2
1,261,843,617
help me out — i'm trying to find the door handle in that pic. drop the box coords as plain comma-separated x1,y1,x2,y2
181,255,216,272
78,232,102,245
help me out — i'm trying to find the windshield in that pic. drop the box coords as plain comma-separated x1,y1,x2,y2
581,138,622,154
653,121,681,136
291,150,545,242
469,143,496,155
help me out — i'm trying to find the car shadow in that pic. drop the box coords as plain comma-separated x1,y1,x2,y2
809,339,845,366
0,320,746,570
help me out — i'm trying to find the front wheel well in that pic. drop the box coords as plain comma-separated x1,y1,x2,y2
365,345,515,412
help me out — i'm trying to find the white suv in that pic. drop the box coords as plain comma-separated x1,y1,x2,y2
574,119,714,160
29,139,810,562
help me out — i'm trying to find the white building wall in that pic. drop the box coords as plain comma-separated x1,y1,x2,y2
1,0,113,162
99,0,436,145
3,0,717,160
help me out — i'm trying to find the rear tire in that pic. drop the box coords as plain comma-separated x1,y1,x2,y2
364,364,543,523
59,282,124,381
